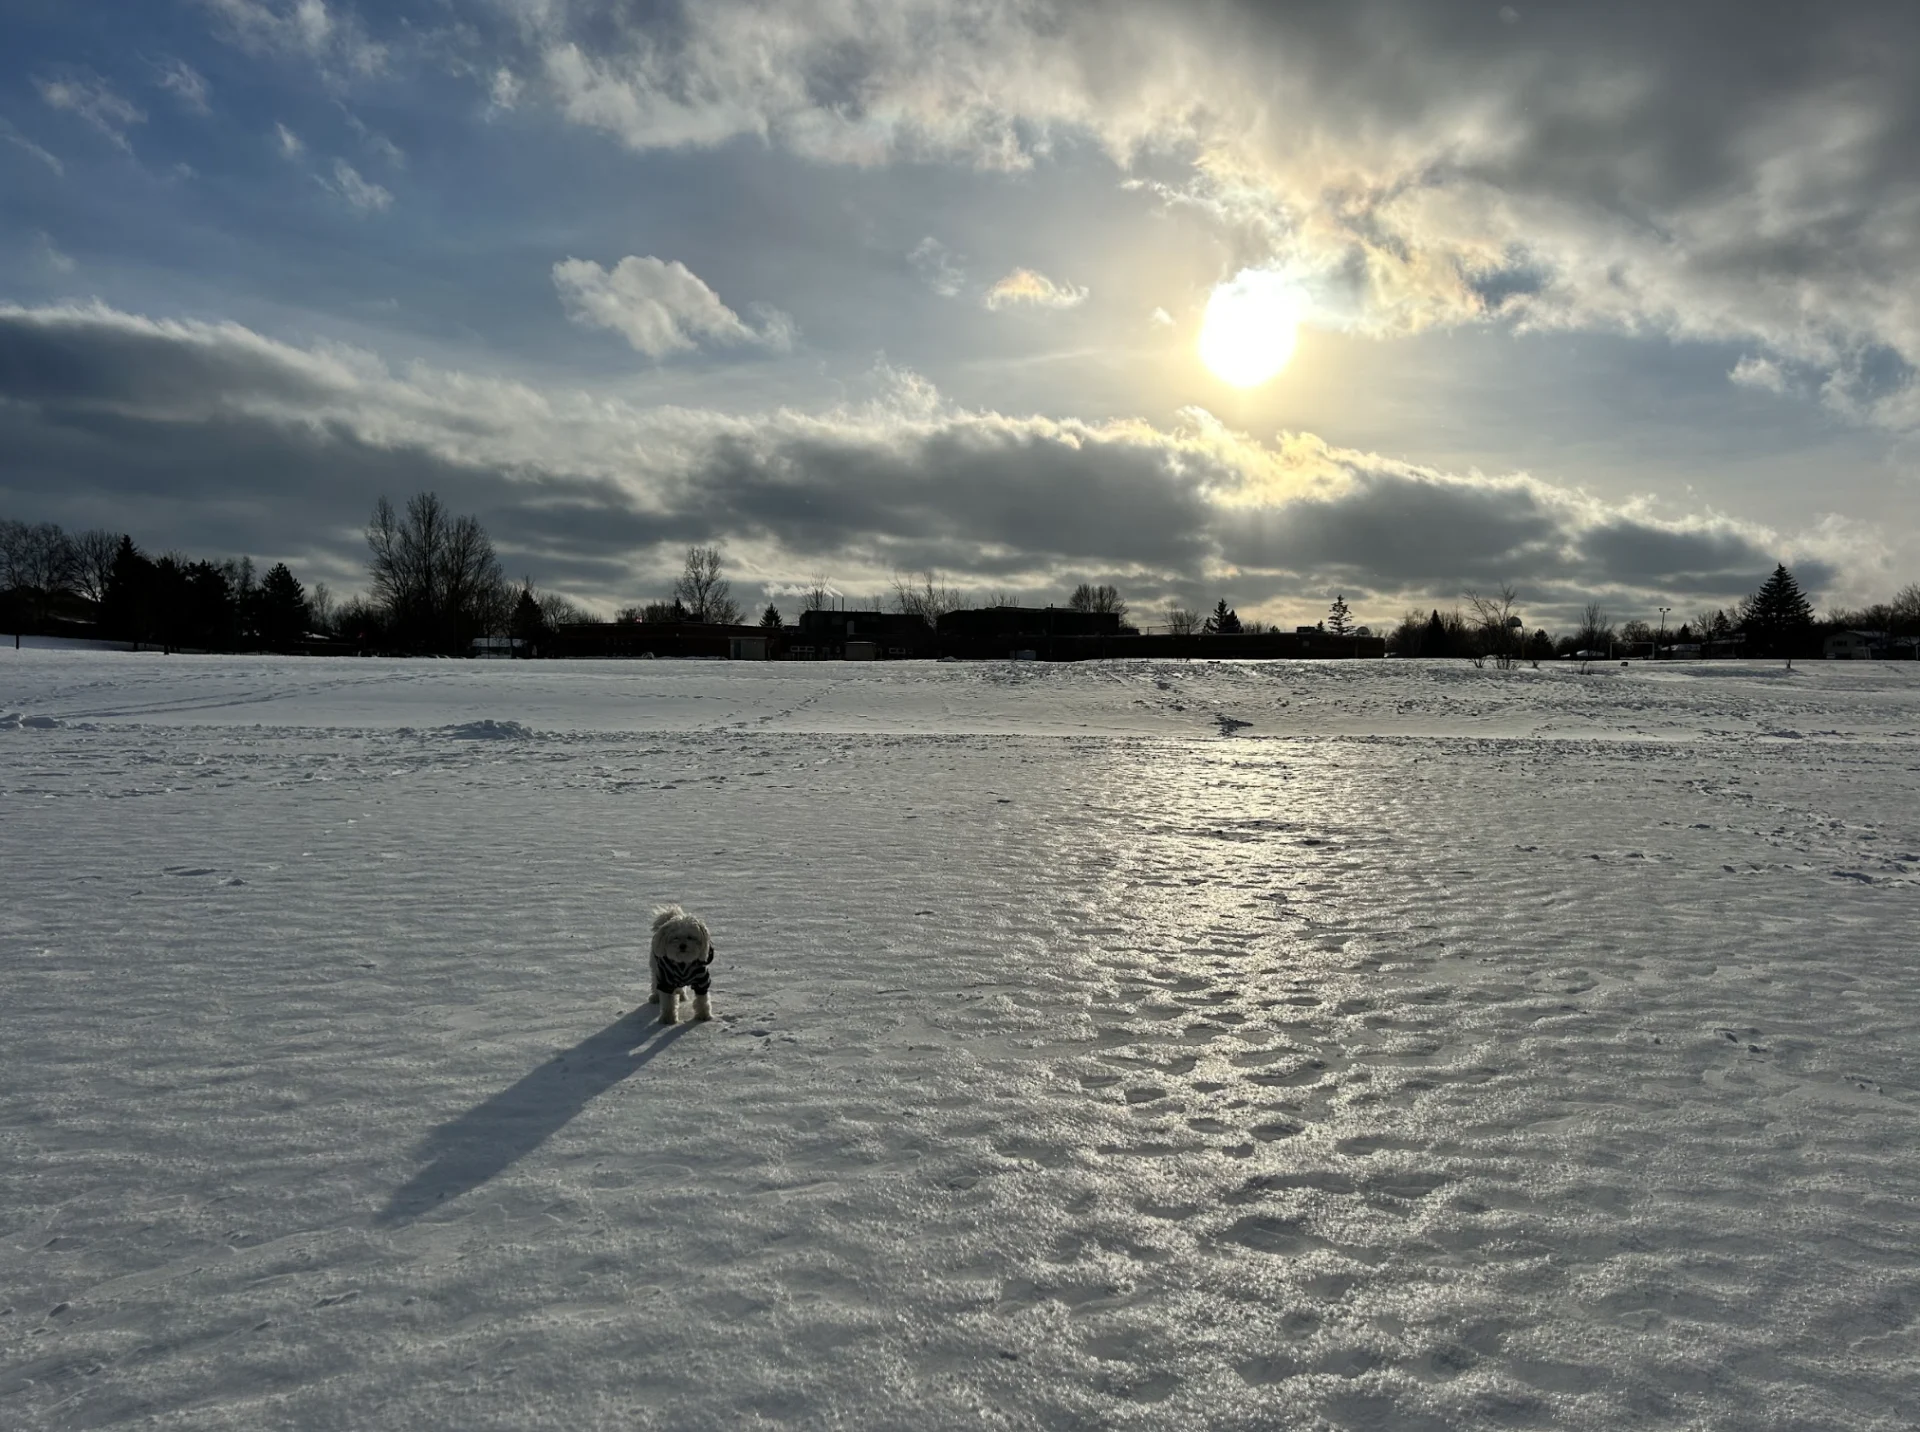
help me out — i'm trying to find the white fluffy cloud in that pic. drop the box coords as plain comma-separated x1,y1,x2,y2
485,0,1920,426
1731,355,1789,394
552,256,796,359
984,268,1088,311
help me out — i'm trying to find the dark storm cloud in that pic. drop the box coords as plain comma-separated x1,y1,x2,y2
0,303,1837,621
683,425,1213,570
0,305,345,415
1222,469,1564,586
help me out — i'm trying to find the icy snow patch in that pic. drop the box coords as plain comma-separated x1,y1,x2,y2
437,719,533,740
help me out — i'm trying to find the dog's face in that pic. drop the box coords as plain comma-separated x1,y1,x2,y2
651,908,712,965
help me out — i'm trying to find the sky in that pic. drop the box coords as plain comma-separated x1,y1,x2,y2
2,0,1917,632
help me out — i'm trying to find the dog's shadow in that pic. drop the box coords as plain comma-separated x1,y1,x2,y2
378,1013,690,1224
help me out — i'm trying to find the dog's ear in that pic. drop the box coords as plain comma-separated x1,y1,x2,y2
650,904,682,931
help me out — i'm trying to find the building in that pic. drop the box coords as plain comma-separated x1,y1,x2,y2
939,606,1125,642
792,609,933,659
546,621,775,659
1824,629,1888,660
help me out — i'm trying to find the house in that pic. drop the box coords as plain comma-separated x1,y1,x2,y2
1824,629,1888,660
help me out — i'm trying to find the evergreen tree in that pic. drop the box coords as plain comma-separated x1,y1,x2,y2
510,586,546,646
100,536,156,644
1326,593,1353,636
1740,564,1814,655
760,603,783,629
1204,599,1242,635
256,562,311,648
1424,608,1448,658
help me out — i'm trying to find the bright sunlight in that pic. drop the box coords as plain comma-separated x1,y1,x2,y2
1197,269,1304,387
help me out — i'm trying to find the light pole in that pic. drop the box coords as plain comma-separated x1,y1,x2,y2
1656,605,1670,660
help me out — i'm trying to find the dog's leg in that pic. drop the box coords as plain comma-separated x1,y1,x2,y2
692,993,712,1021
658,987,679,1024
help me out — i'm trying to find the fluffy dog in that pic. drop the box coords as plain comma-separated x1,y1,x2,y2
648,904,715,1024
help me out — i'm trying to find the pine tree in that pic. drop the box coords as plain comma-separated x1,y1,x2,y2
100,536,155,644
1740,564,1814,656
1204,599,1242,635
1327,593,1353,636
510,586,546,647
1424,608,1448,658
760,603,782,629
256,562,311,648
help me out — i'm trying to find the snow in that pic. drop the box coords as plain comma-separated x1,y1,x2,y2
4,651,1918,1430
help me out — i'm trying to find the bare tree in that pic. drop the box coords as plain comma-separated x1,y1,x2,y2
674,546,742,625
800,576,837,612
1067,582,1127,620
978,589,1018,609
893,570,966,625
1464,584,1522,668
1,521,78,632
4,521,77,596
536,589,594,625
70,529,120,606
365,492,510,652
1164,604,1202,636
1891,582,1920,655
1574,601,1613,654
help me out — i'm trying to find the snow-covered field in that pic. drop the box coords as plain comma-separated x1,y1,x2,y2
4,651,1919,1431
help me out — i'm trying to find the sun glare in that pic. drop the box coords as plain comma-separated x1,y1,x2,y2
1197,270,1304,387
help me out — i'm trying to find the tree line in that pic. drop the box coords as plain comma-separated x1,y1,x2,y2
1,518,329,652
1385,565,1920,662
11,503,1913,661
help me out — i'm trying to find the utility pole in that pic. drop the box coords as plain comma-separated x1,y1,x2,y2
1656,605,1669,660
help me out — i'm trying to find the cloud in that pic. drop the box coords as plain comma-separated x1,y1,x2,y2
985,268,1089,311
36,73,145,152
1730,355,1789,394
0,301,1856,622
342,108,404,167
491,0,1920,427
552,256,796,359
910,237,965,298
325,158,391,213
1149,307,1175,328
3,128,64,176
274,122,305,158
157,59,212,114
34,233,76,275
488,68,522,115
199,0,383,77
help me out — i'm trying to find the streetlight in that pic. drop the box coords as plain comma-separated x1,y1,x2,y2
1656,605,1670,660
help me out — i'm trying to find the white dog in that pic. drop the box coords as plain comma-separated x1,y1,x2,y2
648,905,715,1024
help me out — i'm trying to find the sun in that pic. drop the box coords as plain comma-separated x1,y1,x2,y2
1197,270,1304,387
